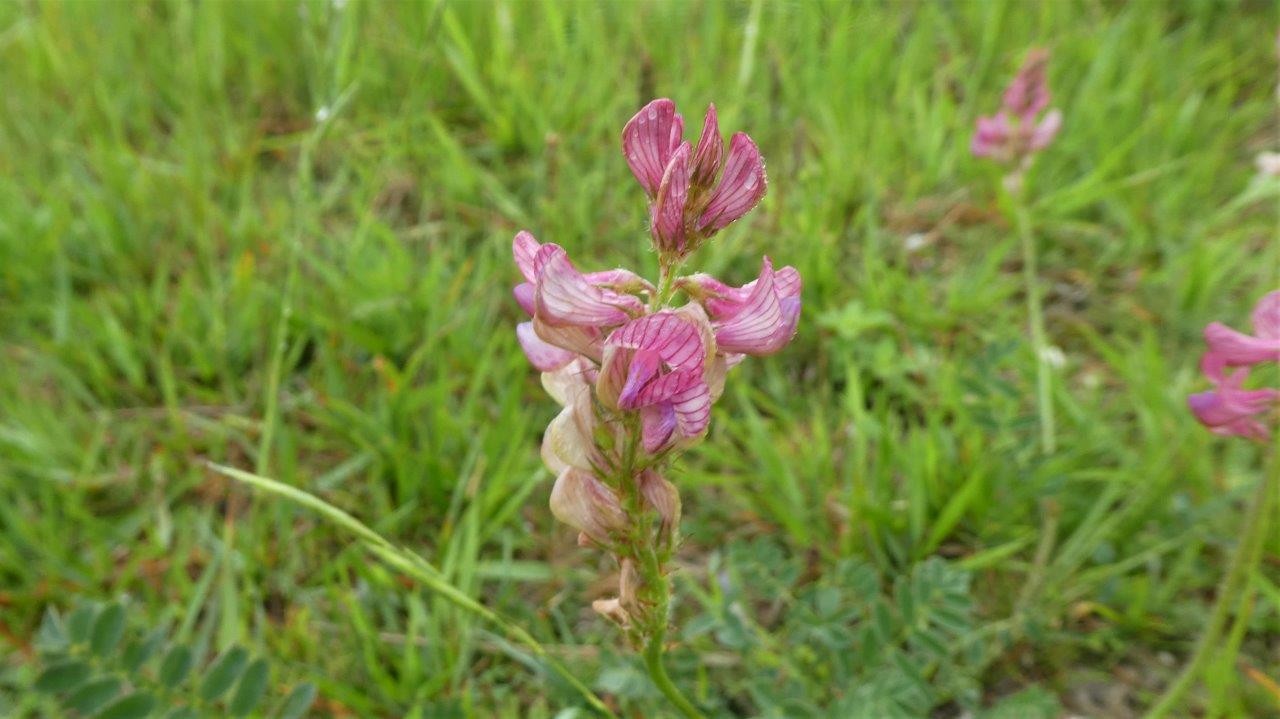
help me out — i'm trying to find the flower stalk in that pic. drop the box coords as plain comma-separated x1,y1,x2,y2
513,98,796,716
1011,190,1056,454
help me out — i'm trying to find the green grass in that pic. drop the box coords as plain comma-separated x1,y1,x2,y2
2,0,1279,716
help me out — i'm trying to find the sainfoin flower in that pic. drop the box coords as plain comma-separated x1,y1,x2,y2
511,98,798,632
972,48,1062,166
1188,291,1280,440
622,99,768,259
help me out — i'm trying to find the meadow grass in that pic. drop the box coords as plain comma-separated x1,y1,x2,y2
2,0,1279,716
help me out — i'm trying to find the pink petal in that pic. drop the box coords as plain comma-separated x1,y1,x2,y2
638,470,681,535
713,257,800,356
549,468,627,544
1028,109,1062,151
640,403,677,453
672,381,711,438
517,322,577,372
533,317,603,362
606,312,706,371
619,367,701,410
773,265,802,299
622,99,681,197
618,347,662,408
534,245,641,327
513,282,535,316
513,230,542,283
1252,290,1280,339
651,143,691,254
1001,48,1051,120
971,114,1011,159
690,103,723,188
1204,322,1280,366
697,133,767,233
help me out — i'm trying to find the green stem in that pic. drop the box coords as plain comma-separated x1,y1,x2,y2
1144,465,1277,718
637,546,704,719
1011,192,1056,455
208,462,619,719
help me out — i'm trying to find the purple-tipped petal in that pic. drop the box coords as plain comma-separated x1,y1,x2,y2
513,230,542,283
712,257,800,356
1028,109,1062,152
651,143,691,254
1252,291,1280,339
697,133,767,233
517,322,577,372
513,283,535,316
534,245,642,327
618,348,663,408
640,403,678,453
622,99,681,197
549,468,627,544
619,367,701,410
690,103,723,188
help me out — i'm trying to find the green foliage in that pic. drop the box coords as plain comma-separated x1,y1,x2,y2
29,600,315,719
673,539,1062,717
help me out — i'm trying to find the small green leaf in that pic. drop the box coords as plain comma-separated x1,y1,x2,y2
35,607,69,653
158,644,194,688
200,646,248,702
66,604,100,645
66,677,120,715
97,692,157,719
35,660,91,693
90,603,127,657
122,629,167,673
228,658,269,715
277,682,317,719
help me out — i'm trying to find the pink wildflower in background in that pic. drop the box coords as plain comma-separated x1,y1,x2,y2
1189,291,1280,440
971,48,1062,170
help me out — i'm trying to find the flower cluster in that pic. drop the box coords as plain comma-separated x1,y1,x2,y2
622,99,768,261
513,98,799,631
1188,291,1280,440
971,48,1063,170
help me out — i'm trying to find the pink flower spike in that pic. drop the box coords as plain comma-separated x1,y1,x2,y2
1204,321,1280,367
534,245,643,327
622,98,682,198
690,103,723,188
651,143,691,254
698,133,767,233
516,322,577,372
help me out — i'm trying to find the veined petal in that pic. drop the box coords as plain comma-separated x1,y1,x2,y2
651,143,691,254
622,98,681,197
542,357,595,406
513,230,542,283
640,403,677,453
517,322,576,372
713,257,800,356
619,367,701,410
606,312,706,371
1252,290,1280,339
618,347,663,408
697,132,767,233
690,103,723,188
671,381,711,438
535,245,641,326
549,468,627,544
533,316,603,362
